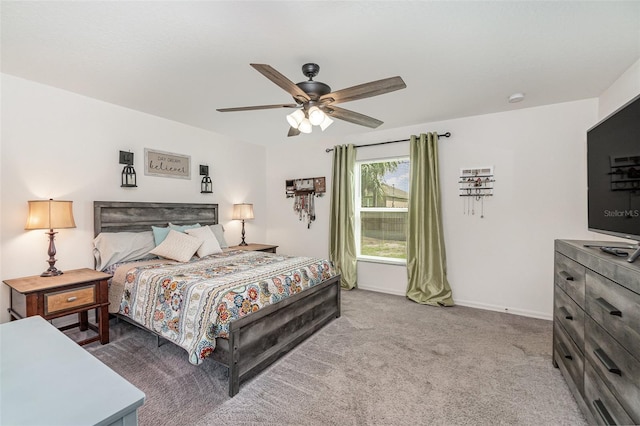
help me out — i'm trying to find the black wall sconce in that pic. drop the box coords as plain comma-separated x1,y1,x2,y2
200,165,212,193
119,151,137,187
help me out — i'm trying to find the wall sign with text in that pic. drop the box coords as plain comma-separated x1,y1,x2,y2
144,148,191,179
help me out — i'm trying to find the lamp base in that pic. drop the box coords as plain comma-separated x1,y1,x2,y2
41,229,63,277
238,219,248,246
41,267,63,277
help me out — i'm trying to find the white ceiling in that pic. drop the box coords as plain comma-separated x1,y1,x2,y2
2,1,640,147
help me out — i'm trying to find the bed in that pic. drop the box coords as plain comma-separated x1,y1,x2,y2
93,201,341,396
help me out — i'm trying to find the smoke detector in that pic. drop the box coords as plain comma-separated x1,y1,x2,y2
508,93,525,103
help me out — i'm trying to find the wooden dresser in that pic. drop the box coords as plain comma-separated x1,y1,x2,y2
553,240,640,425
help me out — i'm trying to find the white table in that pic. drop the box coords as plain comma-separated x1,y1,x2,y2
0,316,145,426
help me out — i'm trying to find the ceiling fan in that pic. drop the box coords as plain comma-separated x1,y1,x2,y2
217,63,406,137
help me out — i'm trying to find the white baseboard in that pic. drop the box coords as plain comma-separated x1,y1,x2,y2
357,283,406,297
356,285,552,321
454,299,552,321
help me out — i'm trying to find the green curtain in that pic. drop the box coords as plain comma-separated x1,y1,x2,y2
406,133,454,306
329,144,357,290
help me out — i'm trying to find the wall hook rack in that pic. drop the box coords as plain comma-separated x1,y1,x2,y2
285,177,326,228
459,167,495,218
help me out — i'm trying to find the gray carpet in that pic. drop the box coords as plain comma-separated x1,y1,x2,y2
84,289,586,425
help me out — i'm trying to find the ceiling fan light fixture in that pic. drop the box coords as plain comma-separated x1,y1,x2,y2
308,106,326,126
286,109,305,128
319,115,334,131
298,118,313,134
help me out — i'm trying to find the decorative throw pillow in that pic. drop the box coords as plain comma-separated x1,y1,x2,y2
152,223,201,246
209,224,229,248
168,223,201,232
149,230,202,262
151,226,171,246
185,226,222,257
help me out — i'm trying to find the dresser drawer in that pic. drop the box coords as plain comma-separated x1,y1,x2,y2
585,317,640,422
554,322,584,395
45,285,96,315
586,270,640,360
584,361,635,426
555,253,586,308
554,285,585,351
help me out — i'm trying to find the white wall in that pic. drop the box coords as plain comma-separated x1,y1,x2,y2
267,99,599,320
4,57,638,325
0,74,267,323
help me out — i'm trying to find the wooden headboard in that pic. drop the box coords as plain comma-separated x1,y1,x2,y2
94,201,219,236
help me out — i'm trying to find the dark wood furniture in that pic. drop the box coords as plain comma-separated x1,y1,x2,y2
553,240,640,425
94,201,340,397
3,268,111,345
230,243,278,253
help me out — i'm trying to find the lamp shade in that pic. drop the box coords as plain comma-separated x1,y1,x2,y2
25,199,76,230
308,106,326,126
232,203,254,220
286,109,305,129
298,118,313,134
320,115,334,131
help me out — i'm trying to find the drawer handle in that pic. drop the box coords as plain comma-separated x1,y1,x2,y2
593,399,616,426
558,342,572,360
594,348,622,375
559,306,573,320
66,296,78,302
596,297,622,317
559,271,574,281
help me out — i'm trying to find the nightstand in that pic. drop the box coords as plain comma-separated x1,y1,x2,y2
230,243,278,253
3,268,111,345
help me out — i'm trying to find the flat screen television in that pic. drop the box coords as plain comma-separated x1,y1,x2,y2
587,93,640,263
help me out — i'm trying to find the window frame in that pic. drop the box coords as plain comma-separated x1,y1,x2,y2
355,156,409,265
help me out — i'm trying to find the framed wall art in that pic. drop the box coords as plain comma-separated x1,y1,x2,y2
144,148,191,179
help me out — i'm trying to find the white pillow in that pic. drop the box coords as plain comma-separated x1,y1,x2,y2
149,230,202,262
209,224,229,248
185,226,222,257
93,231,156,271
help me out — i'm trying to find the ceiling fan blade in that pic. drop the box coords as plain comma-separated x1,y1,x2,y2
325,106,383,128
320,76,406,104
287,127,301,137
217,103,298,112
250,64,310,103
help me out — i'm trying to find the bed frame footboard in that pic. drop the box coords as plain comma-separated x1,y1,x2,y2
212,274,341,396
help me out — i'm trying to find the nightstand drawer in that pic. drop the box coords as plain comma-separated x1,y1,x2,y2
45,285,96,314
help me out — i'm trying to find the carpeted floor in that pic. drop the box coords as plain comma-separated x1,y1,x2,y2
84,289,586,425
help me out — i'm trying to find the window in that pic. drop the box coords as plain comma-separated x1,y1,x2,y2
355,158,409,263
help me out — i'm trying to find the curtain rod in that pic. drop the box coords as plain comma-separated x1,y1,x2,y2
324,132,451,153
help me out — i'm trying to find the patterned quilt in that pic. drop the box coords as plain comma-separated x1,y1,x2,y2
113,250,337,364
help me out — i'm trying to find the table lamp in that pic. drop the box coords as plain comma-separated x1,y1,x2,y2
25,199,76,277
232,203,254,246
